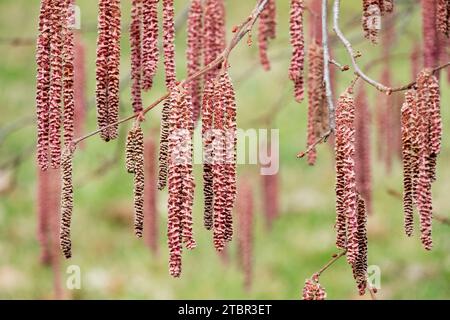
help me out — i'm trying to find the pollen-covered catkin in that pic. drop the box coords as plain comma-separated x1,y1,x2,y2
142,0,159,91
36,0,52,170
362,0,381,44
186,0,204,122
162,0,176,89
130,0,143,114
335,90,358,264
289,0,305,103
60,143,76,259
302,278,326,300
95,0,121,142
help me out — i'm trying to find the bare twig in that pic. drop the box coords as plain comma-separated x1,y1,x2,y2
329,58,349,71
296,130,332,159
314,250,347,278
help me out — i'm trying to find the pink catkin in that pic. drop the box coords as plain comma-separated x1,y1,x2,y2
258,0,276,71
162,0,176,89
352,194,368,295
144,137,158,254
73,33,86,140
355,86,372,214
237,180,254,291
95,0,121,141
302,278,326,300
186,0,204,122
48,0,65,168
362,0,381,44
203,0,226,82
36,0,52,170
141,0,159,91
289,0,305,103
62,0,75,146
422,0,439,68
437,0,450,37
130,0,143,113
335,91,358,265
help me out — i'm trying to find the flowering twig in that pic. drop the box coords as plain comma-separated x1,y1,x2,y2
73,0,270,146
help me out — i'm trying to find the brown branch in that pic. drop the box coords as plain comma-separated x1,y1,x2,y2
73,0,269,146
314,250,347,278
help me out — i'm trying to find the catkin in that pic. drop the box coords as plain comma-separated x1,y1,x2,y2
422,0,439,68
60,143,76,259
95,0,121,141
162,0,176,89
352,195,368,295
306,42,327,166
355,86,372,214
142,0,159,91
130,0,143,114
237,180,254,291
335,90,358,265
186,0,204,122
258,0,276,71
302,278,326,300
289,0,305,103
157,101,171,190
36,0,52,170
74,33,86,140
362,0,381,44
437,0,450,37
125,125,145,238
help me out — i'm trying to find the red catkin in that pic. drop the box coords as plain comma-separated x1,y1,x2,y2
130,0,143,114
289,0,305,103
144,137,158,254
141,0,159,91
258,0,276,71
352,194,368,295
74,33,86,140
437,0,450,37
95,0,121,142
237,180,254,291
162,0,176,89
335,90,358,265
203,0,226,82
36,0,52,170
186,0,204,122
362,0,381,44
302,278,326,300
422,0,439,68
355,86,372,214
157,101,171,190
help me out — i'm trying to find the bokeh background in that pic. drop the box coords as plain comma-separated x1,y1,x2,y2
0,0,449,299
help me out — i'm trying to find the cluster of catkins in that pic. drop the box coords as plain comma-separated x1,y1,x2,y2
335,89,369,295
302,276,326,300
401,70,441,250
36,0,76,170
362,0,394,44
237,180,254,291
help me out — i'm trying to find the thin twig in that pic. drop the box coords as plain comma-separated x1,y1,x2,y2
314,250,347,278
329,59,349,71
296,130,332,159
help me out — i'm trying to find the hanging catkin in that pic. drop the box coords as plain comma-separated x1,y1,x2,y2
352,194,368,295
186,0,204,122
306,42,327,166
95,0,121,142
362,0,381,44
258,0,276,71
144,137,158,254
36,0,52,170
130,0,143,114
335,90,358,265
422,0,439,68
203,0,226,81
167,86,196,277
237,180,254,291
355,86,372,214
157,102,171,190
125,124,145,238
142,0,159,91
162,0,176,89
74,33,86,140
60,143,76,259
401,89,416,237
202,79,215,230
437,0,450,37
302,278,326,300
289,0,305,103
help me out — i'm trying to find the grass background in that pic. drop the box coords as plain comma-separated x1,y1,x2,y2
0,0,449,299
